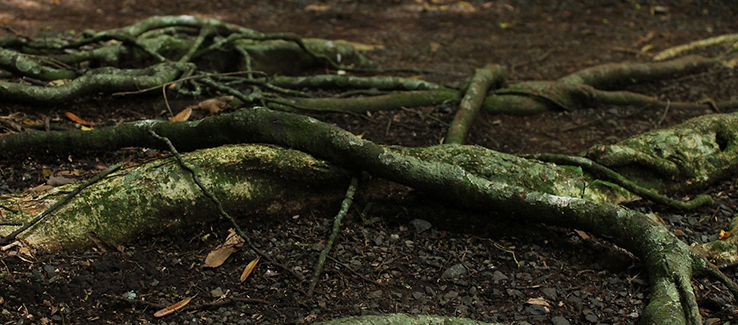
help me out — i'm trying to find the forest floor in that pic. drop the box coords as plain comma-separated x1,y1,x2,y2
1,1,738,324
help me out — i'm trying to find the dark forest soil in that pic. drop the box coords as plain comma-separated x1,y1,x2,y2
2,1,738,324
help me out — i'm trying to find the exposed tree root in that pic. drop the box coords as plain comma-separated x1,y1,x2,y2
270,74,443,91
266,89,459,113
585,112,738,193
445,64,505,144
558,54,718,87
525,153,713,210
3,16,738,325
654,33,738,61
3,107,731,324
0,62,193,103
488,80,737,114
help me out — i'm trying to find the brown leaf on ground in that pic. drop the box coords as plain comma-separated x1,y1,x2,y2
169,107,192,122
526,297,551,307
197,96,233,115
64,112,95,126
153,297,193,317
574,229,590,240
204,228,245,268
240,256,260,282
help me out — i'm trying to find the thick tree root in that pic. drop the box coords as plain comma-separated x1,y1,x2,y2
487,80,737,114
0,48,79,81
0,62,193,103
270,75,443,91
445,64,505,144
526,153,713,210
558,55,718,87
2,107,732,323
266,89,460,113
0,143,352,247
585,112,738,193
3,17,738,324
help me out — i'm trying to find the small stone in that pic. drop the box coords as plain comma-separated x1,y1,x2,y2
43,265,57,279
506,289,524,298
210,287,224,298
369,290,383,298
584,312,598,323
524,304,548,315
412,291,424,300
441,264,467,279
373,235,383,246
492,270,509,282
424,286,436,297
409,219,432,233
443,291,459,300
568,296,583,311
551,316,571,325
541,287,557,300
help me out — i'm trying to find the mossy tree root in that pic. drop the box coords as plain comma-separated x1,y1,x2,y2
557,54,718,88
2,107,733,323
0,62,193,103
0,47,79,81
266,89,460,113
585,112,738,193
270,75,444,91
485,55,732,115
526,153,714,210
488,80,738,114
445,64,505,144
196,107,727,325
0,15,374,104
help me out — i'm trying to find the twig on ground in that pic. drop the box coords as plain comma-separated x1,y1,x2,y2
307,177,359,297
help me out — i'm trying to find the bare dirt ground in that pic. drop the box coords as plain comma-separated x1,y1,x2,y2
1,1,738,324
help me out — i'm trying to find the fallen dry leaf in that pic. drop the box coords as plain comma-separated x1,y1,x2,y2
240,256,260,282
169,107,192,122
197,96,233,115
204,228,245,268
526,297,551,307
153,297,193,317
305,4,331,11
720,228,737,239
64,112,95,126
430,42,441,53
574,229,590,240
